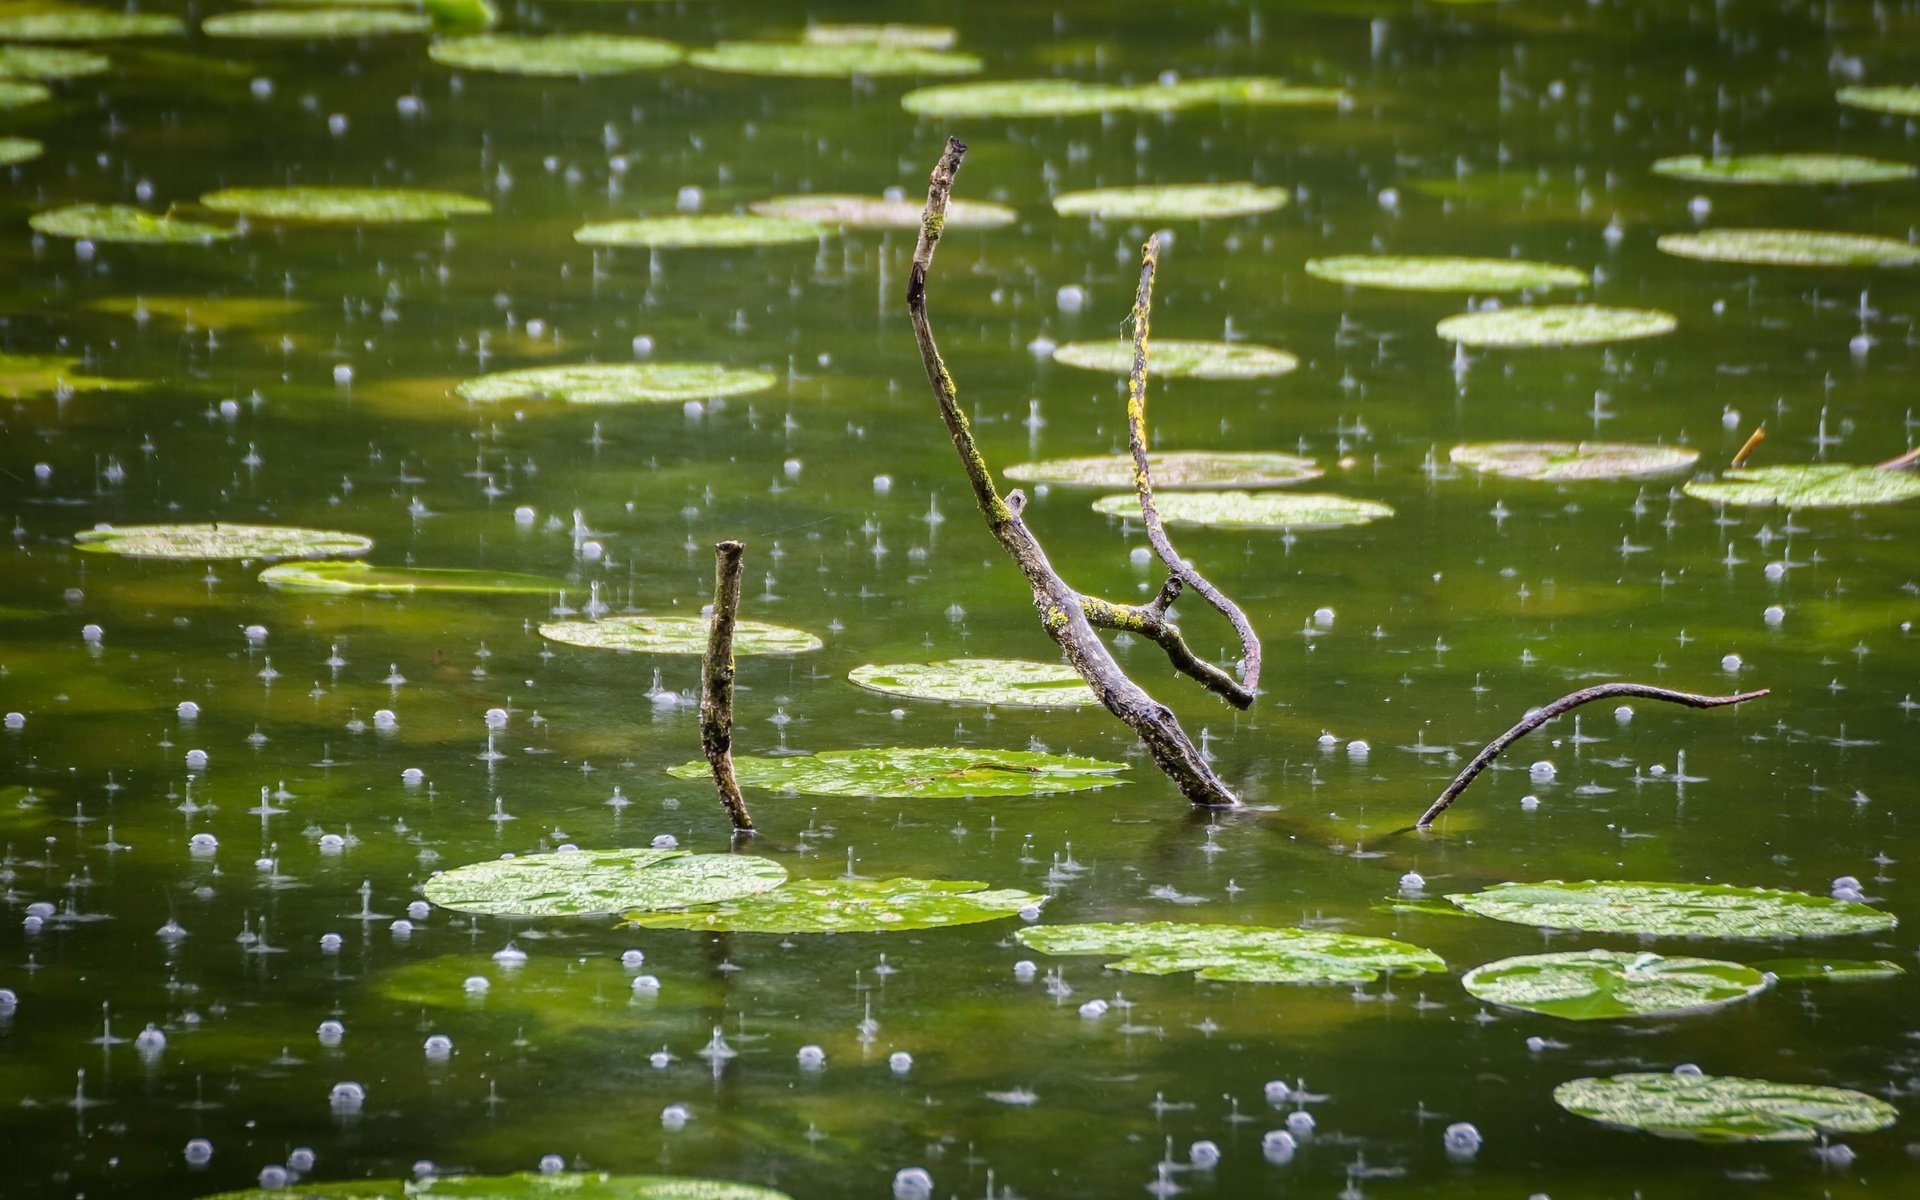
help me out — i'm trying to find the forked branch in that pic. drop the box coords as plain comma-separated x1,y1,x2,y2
700,540,754,834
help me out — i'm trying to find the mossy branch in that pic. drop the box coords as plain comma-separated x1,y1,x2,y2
700,540,754,835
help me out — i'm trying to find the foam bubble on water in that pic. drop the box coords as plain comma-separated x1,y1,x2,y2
1056,284,1087,313
1520,794,1541,812
2,713,22,731
632,974,660,994
288,1148,315,1172
889,1050,913,1074
892,1167,934,1199
538,1154,564,1174
1013,960,1037,982
1346,740,1370,760
1078,998,1109,1020
82,623,103,643
402,767,425,786
184,1139,214,1165
1399,871,1425,892
621,949,645,968
316,1020,345,1047
1285,1111,1315,1135
177,701,201,720
1529,760,1556,782
1260,1130,1297,1164
1444,1122,1483,1158
1763,605,1785,626
463,976,489,994
328,1081,365,1110
1190,1140,1222,1170
1721,653,1743,673
660,1103,690,1130
423,1035,453,1060
676,185,703,212
492,944,528,967
185,749,209,769
1313,607,1335,628
797,1044,826,1069
319,933,343,952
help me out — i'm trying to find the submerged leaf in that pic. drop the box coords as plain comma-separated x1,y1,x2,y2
624,877,1042,934
0,45,110,78
1682,465,1920,509
1306,255,1587,292
1438,305,1677,347
1450,441,1699,481
1838,84,1920,116
0,11,183,40
30,204,236,244
669,747,1127,798
422,848,787,917
90,294,306,329
1658,228,1920,267
1446,880,1897,939
259,561,565,595
1651,153,1916,185
1553,1072,1898,1142
428,34,683,76
0,137,40,166
540,615,821,654
75,523,372,561
848,659,1098,708
747,193,1015,229
1752,958,1906,982
573,214,827,248
0,352,133,399
901,75,1342,118
1004,451,1320,490
1051,339,1297,379
1092,490,1394,530
1016,921,1446,984
688,40,980,78
1051,182,1289,220
413,1173,794,1200
203,8,433,37
1462,950,1771,1020
802,23,956,50
201,187,490,223
0,79,48,107
457,362,776,405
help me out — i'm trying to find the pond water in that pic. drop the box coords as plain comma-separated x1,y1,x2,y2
2,0,1918,1197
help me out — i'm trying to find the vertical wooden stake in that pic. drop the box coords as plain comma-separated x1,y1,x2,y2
701,540,754,835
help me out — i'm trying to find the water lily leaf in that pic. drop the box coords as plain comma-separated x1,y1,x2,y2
573,214,827,248
0,11,183,40
540,615,821,654
687,40,980,78
1092,490,1394,530
1682,465,1920,509
422,848,787,917
668,747,1127,798
747,193,1015,229
428,34,682,76
848,658,1098,708
0,137,40,166
0,79,47,107
1552,1072,1898,1143
1838,84,1920,116
1005,451,1320,490
0,45,109,78
1450,441,1699,481
90,294,306,329
1752,958,1906,982
203,8,433,37
901,76,1343,118
0,351,134,398
30,204,236,244
1016,921,1447,984
1651,154,1916,185
1306,255,1587,292
259,561,565,595
412,1173,793,1200
74,523,373,561
198,1183,405,1200
803,23,956,50
200,187,490,223
1437,305,1678,347
624,877,1043,934
1051,183,1289,220
1374,898,1479,919
1462,950,1771,1020
1446,880,1897,939
456,362,776,405
1657,228,1920,267
1051,339,1297,379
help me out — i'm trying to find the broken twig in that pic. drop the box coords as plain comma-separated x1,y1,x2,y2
1413,682,1768,830
1875,445,1920,471
1729,426,1766,469
700,539,754,834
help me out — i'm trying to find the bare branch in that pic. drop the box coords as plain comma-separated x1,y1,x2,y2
1876,445,1920,471
1414,682,1769,829
701,540,754,835
1125,236,1264,694
1730,426,1766,469
1080,594,1254,709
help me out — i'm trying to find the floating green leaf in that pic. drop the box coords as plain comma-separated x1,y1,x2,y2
0,11,183,40
848,658,1098,708
1446,881,1897,939
540,615,821,655
0,137,39,167
1838,84,1920,116
0,45,109,78
1051,339,1297,379
0,351,133,399
1753,958,1906,982
456,362,776,405
1005,451,1320,490
1657,228,1920,267
1682,465,1920,509
198,1183,404,1200
1450,441,1699,481
1553,1072,1899,1143
30,204,236,244
625,876,1043,934
574,214,828,248
1306,255,1587,292
803,23,956,51
0,79,47,107
1461,950,1771,1020
413,1173,794,1200
1051,183,1289,220
422,848,787,917
747,193,1015,229
259,561,565,595
1437,305,1677,347
1016,921,1446,984
74,523,373,561
687,40,980,78
203,8,433,37
1092,490,1394,531
428,34,682,76
200,187,490,223
668,747,1128,798
901,76,1343,118
1651,154,1916,185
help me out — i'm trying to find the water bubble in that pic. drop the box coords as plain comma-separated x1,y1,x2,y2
621,949,645,968
177,701,201,720
873,474,893,493
373,709,397,730
632,974,661,994
649,1049,672,1068
889,1051,913,1074
1613,705,1633,723
288,1149,315,1172
1687,195,1711,219
1078,998,1109,1020
1763,605,1785,626
259,1166,290,1189
424,1035,453,1060
1018,903,1042,921
1317,732,1338,747
1526,1035,1547,1052
484,707,509,729
464,975,490,994
185,749,209,769
135,1024,166,1053
1346,740,1370,760
797,1044,826,1069
1260,1130,1297,1164
538,1155,564,1174
1673,1062,1704,1077
82,623,103,643
250,77,272,99
1263,1079,1291,1103
675,185,703,212
1443,1122,1483,1158
1013,960,1037,982
2,713,21,730
319,933,343,952
1312,607,1335,628
1399,871,1426,892
513,505,537,526
0,988,17,1010
390,919,413,937
316,1020,345,1047
892,1167,934,1199
184,1139,214,1165
189,832,218,853
26,902,53,918
33,462,51,480
1285,1111,1315,1135
492,944,528,967
651,833,679,850
1190,1140,1222,1170
402,768,425,786
784,458,803,479
1721,653,1743,673
632,335,654,357
1763,560,1787,581
1815,1142,1857,1167
328,1081,366,1110
1056,284,1087,313
333,365,354,386
413,1161,436,1179
660,1103,690,1130
1529,760,1556,782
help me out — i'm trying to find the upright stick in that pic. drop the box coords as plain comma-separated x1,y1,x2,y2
701,540,754,834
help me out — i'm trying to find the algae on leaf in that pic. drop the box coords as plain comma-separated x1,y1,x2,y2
203,8,434,37
1461,950,1771,1020
259,561,565,595
1005,451,1320,490
30,204,236,244
1838,84,1920,116
1016,921,1446,984
1553,1072,1898,1142
0,45,109,78
847,659,1099,708
1651,153,1915,185
669,747,1127,798
1682,465,1920,509
687,40,980,78
1437,305,1677,347
0,10,183,40
429,34,683,76
1092,490,1394,531
540,615,820,655
1051,339,1297,379
457,362,776,405
201,186,490,223
1051,183,1289,220
574,214,828,248
1752,958,1905,982
1446,880,1897,939
1306,255,1587,292
624,877,1043,934
1450,442,1698,481
1657,228,1920,267
421,848,787,917
803,23,957,50
74,523,373,561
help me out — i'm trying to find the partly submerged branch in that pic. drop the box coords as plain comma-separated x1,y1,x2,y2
700,540,754,835
1730,426,1766,469
1413,682,1768,829
1876,445,1920,471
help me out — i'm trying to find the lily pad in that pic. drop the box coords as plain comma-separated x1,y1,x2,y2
624,877,1043,934
1657,228,1920,267
1015,921,1446,984
203,8,433,38
574,214,828,248
1437,305,1678,347
0,11,183,40
413,1174,793,1200
0,45,110,78
198,1184,404,1200
1752,958,1906,982
0,80,47,107
1838,84,1920,116
457,362,776,405
848,659,1099,708
668,747,1127,798
29,204,236,244
747,193,1015,229
539,615,821,655
1461,950,1771,1020
1305,255,1587,292
1051,183,1289,220
0,351,133,398
428,34,683,76
1445,880,1897,940
74,523,373,561
1005,451,1320,490
200,187,490,223
259,561,565,595
1092,490,1394,531
421,848,787,917
1682,465,1920,509
901,76,1343,118
1051,339,1297,379
1450,441,1699,481
687,40,980,78
1651,154,1916,185
803,24,956,51
0,137,40,167
1552,1072,1898,1143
